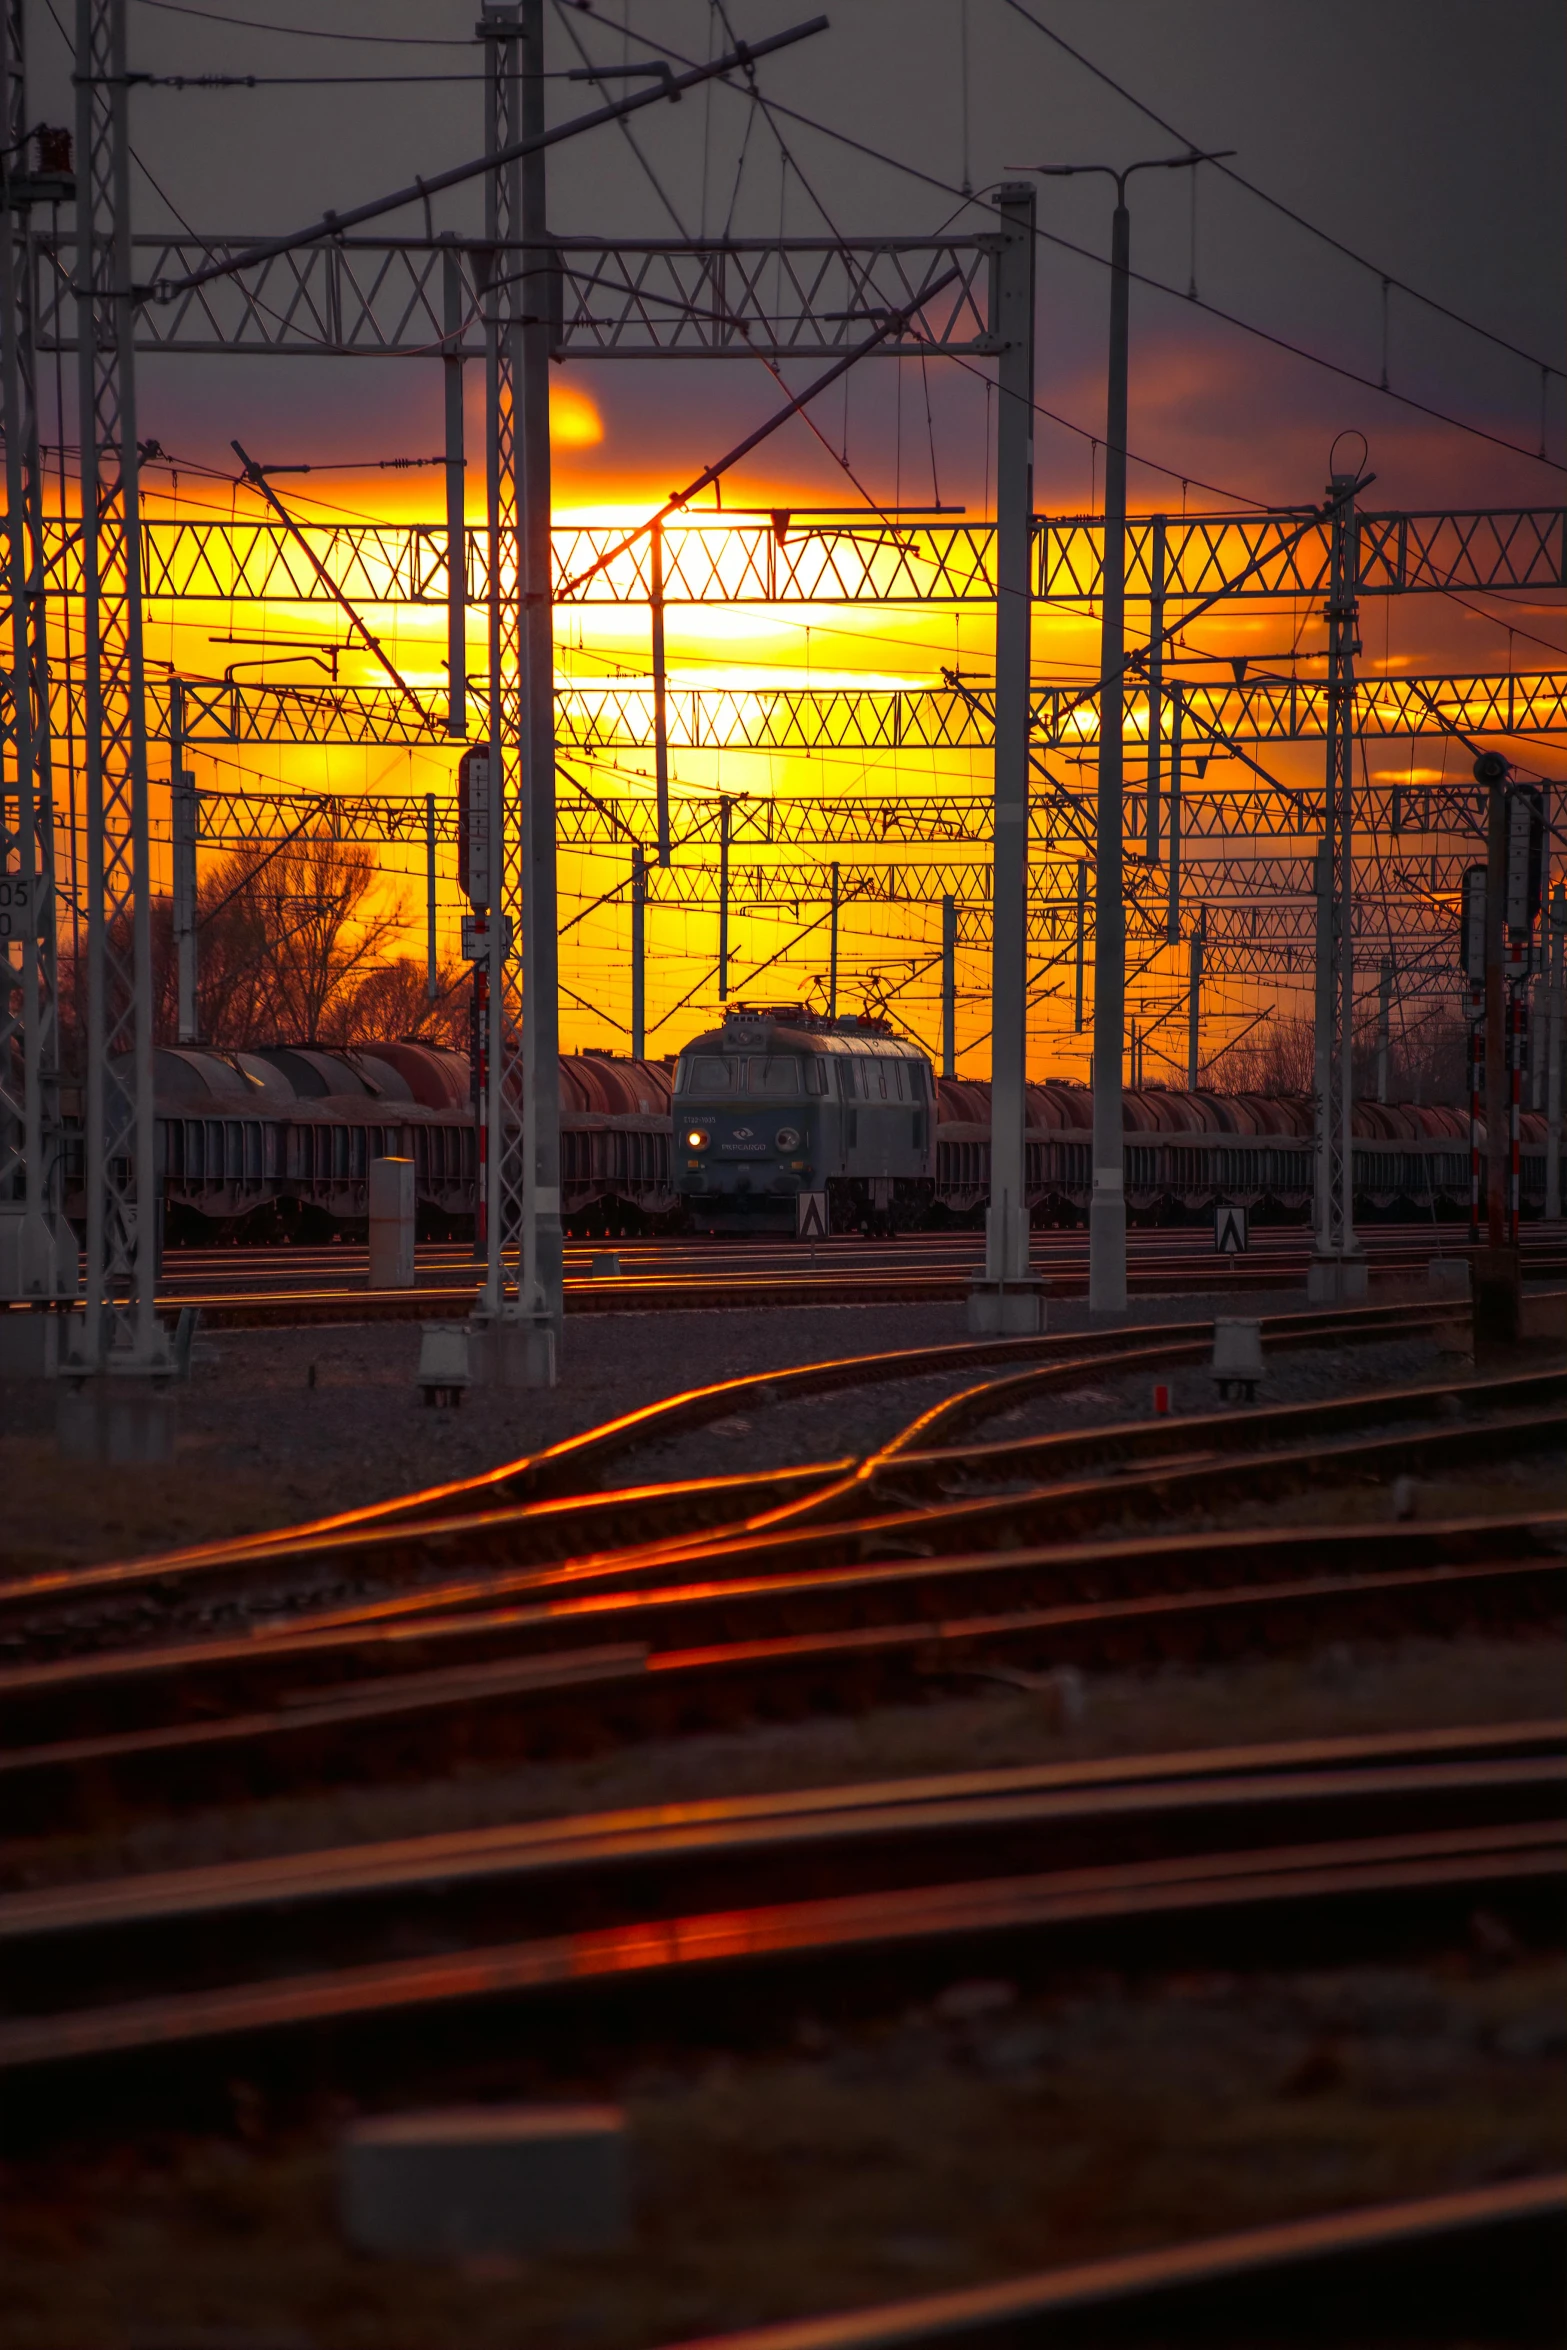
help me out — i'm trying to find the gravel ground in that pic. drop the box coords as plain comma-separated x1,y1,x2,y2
6,1943,1563,2350
635,1327,1461,1488
0,1287,1477,1576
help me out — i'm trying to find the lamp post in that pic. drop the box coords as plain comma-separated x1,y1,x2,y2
1020,152,1230,1316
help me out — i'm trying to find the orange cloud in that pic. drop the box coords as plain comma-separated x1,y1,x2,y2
550,382,604,450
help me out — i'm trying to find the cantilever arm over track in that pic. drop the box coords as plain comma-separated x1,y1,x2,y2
556,266,965,600
1174,695,1307,817
140,17,829,303
1043,486,1354,748
230,440,436,730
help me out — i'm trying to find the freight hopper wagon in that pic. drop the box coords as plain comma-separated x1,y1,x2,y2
94,1032,1543,1244
85,1043,676,1244
932,1079,1511,1228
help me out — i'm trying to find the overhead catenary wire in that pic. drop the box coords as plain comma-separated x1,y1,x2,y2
130,0,483,42
995,0,1564,387
618,20,1565,474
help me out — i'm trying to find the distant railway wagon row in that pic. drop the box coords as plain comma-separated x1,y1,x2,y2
65,1034,1549,1241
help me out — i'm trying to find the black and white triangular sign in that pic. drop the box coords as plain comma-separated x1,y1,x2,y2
797,1191,829,1241
1214,1203,1249,1256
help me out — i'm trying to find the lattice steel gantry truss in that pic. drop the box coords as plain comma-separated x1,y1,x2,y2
33,504,1567,609
99,664,1567,757
0,0,72,1308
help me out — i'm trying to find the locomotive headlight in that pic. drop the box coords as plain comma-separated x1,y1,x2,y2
685,1128,710,1150
774,1125,801,1150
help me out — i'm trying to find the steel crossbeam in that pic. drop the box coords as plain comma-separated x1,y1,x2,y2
178,780,1506,854
104,666,1567,754
36,506,1567,607
30,232,999,361
629,851,1465,912
184,780,1460,968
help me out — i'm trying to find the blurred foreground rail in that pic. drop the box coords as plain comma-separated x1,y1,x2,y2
1,1724,1561,2135
647,2174,1567,2349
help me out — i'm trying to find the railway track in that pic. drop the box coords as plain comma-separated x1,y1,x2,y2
648,2175,1567,2349
150,1252,1567,1328
1,1722,1560,2130
0,1295,1476,1660
3,1300,1558,1826
152,1224,1567,1285
49,1222,1561,1326
6,1510,1561,1832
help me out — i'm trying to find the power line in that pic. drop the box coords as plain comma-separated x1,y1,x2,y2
628,22,1565,473
139,72,495,86
130,0,477,43
996,0,1565,387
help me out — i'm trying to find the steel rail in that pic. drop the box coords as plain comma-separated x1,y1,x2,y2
722,1356,1567,1540
29,1349,1559,1696
129,1264,1473,1331
5,1515,1560,1832
2,1814,1561,2109
0,1299,1471,1654
3,1731,1561,2020
190,1358,1559,1653
647,2177,1567,2350
540,1398,1564,1598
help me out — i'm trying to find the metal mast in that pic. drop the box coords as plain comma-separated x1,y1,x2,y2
476,0,558,1383
477,7,522,1333
1308,466,1365,1300
516,0,563,1376
0,1,73,1311
968,181,1043,1333
73,0,166,1367
1087,185,1130,1316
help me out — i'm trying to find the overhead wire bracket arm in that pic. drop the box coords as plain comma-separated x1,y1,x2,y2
1176,697,1309,816
230,440,436,728
556,265,965,599
141,18,829,302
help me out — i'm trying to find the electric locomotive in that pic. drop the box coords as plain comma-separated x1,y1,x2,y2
672,1005,937,1235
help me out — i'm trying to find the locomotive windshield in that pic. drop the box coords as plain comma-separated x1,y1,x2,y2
678,1053,812,1095
681,1055,741,1093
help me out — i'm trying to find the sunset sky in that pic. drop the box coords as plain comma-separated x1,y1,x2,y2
29,0,1565,1077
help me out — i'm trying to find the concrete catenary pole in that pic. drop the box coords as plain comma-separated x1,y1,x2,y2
441,238,467,742
170,678,199,1043
1546,878,1563,1221
651,517,670,866
630,842,645,1058
941,891,956,1077
1186,908,1204,1090
1308,463,1365,1302
1087,185,1131,1315
517,0,563,1372
1144,513,1164,862
969,181,1041,1333
1480,754,1511,1249
425,791,438,1003
828,857,840,1019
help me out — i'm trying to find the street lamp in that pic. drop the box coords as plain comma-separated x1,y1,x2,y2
1016,151,1231,1315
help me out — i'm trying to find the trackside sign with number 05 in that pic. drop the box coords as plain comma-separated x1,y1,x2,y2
0,876,41,939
